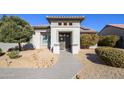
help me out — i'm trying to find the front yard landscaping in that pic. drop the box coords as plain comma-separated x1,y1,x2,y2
95,47,124,68
75,49,124,79
75,34,124,79
0,16,58,69
0,49,58,68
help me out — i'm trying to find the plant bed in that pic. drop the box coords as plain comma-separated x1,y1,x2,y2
74,49,124,79
0,49,58,68
95,47,124,68
7,50,21,59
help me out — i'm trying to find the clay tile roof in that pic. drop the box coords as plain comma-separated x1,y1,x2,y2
108,24,124,29
80,27,96,34
46,16,84,19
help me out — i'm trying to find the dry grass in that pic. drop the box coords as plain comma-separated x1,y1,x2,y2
0,49,58,68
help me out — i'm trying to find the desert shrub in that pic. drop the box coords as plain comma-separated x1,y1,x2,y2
95,47,124,68
7,50,20,59
80,34,99,48
8,46,19,52
98,35,119,47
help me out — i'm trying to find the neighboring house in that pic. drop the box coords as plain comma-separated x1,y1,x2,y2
99,24,124,48
32,16,96,54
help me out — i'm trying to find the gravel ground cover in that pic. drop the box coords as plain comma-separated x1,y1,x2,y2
75,49,124,79
0,49,58,68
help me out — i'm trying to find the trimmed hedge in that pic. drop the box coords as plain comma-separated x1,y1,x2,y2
7,50,20,59
95,47,124,68
98,35,119,47
80,34,99,48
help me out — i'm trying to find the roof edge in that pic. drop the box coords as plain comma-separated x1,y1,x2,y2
99,24,124,35
107,24,124,30
32,25,50,29
80,26,97,33
46,16,84,23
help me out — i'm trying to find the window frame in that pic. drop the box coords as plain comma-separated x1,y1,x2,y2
63,22,67,26
58,22,62,26
69,22,72,26
40,32,48,45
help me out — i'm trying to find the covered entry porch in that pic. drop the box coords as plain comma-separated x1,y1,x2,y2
51,29,80,54
59,32,72,52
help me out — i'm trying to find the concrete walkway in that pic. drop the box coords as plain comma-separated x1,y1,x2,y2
0,51,81,79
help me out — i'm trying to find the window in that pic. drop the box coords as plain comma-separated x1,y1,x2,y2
58,22,62,26
69,22,72,26
43,35,48,44
64,22,67,26
40,33,48,45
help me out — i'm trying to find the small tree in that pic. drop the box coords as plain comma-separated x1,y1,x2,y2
0,15,33,51
80,34,99,48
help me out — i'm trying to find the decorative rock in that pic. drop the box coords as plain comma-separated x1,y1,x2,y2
76,75,80,79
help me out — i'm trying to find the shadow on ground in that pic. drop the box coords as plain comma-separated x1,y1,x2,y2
8,43,34,51
86,53,106,65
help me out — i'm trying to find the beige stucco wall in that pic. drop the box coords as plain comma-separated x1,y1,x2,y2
51,21,80,28
50,21,81,54
32,29,49,49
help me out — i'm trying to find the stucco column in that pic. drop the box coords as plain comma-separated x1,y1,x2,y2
72,28,80,54
50,28,60,54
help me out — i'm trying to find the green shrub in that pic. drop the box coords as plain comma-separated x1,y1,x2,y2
98,35,119,47
80,34,99,48
95,47,124,68
8,50,20,59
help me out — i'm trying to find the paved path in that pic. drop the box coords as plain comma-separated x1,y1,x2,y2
0,51,81,79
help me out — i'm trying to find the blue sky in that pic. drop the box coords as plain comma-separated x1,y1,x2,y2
1,14,124,32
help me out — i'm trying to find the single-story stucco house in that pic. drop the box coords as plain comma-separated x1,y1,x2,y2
32,16,96,54
99,24,124,48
